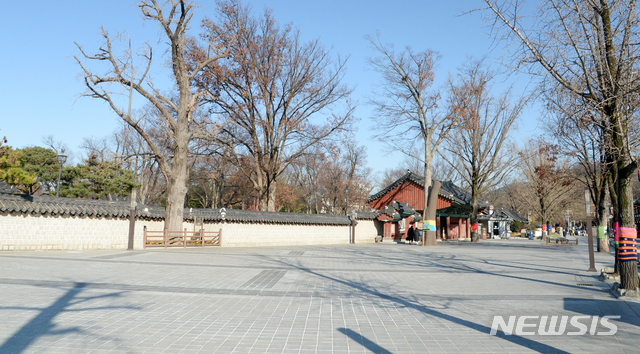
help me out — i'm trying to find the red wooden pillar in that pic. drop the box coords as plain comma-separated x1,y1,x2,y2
446,217,450,240
436,217,441,240
466,218,470,239
458,218,462,240
394,222,399,241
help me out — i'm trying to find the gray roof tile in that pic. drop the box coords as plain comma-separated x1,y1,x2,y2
478,208,527,222
368,172,489,206
0,191,356,225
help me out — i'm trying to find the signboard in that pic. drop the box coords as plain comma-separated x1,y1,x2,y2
425,220,436,231
584,189,591,217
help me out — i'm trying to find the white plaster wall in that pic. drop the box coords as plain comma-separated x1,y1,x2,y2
0,213,147,251
0,213,358,250
355,219,379,244
201,222,351,247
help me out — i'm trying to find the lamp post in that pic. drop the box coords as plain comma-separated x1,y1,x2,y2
345,187,350,215
56,148,67,197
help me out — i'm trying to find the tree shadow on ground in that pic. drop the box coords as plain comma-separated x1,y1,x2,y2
334,246,610,296
0,281,138,354
563,297,640,327
261,254,572,354
337,328,393,354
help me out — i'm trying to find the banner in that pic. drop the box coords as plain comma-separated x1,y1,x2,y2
471,223,478,232
597,226,606,239
424,220,436,231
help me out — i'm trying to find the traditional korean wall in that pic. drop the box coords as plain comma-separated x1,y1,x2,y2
0,212,157,251
0,210,380,250
355,219,380,243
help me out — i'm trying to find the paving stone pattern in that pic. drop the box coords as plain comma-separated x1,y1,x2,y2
0,238,639,353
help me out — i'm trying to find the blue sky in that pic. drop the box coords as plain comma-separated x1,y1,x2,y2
0,0,542,181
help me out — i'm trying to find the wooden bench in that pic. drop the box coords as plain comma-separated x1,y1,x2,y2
144,227,222,248
546,237,578,245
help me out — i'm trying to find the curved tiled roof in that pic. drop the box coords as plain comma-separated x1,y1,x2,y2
0,181,20,195
0,191,360,225
352,211,380,220
478,208,527,222
0,192,137,218
187,208,352,225
368,172,489,207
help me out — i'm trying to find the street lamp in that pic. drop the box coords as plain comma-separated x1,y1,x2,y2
56,148,67,197
584,189,596,272
345,187,350,215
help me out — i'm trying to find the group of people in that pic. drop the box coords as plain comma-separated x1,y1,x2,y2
405,223,421,244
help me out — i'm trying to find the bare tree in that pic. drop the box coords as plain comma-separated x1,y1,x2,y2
488,180,529,217
42,135,73,163
481,0,640,289
441,59,526,242
367,34,456,245
75,0,232,231
342,142,374,212
195,0,354,211
289,147,324,213
518,138,577,230
111,122,164,205
545,85,611,252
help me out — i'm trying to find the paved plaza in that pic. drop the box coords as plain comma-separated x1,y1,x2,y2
0,238,639,354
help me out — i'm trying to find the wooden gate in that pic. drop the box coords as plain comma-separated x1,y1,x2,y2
143,227,222,248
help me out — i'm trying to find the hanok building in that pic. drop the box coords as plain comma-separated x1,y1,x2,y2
368,172,485,241
477,208,528,239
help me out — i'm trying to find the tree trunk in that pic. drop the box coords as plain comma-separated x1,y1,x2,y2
616,167,639,290
258,181,277,212
267,182,277,212
608,171,620,275
164,168,188,232
470,183,479,242
597,187,609,253
422,150,438,246
620,260,639,290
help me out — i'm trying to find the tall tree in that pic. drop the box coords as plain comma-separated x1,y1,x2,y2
110,122,164,205
481,0,640,289
518,138,576,230
195,0,354,211
60,154,137,200
545,85,611,252
75,0,232,231
367,34,456,245
0,138,35,192
441,59,526,242
14,146,58,195
289,147,325,213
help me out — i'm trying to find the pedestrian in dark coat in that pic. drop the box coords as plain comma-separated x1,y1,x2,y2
406,224,415,244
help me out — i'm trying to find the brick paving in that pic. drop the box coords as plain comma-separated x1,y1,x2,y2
0,238,638,353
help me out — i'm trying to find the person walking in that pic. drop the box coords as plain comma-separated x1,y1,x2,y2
406,223,415,244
